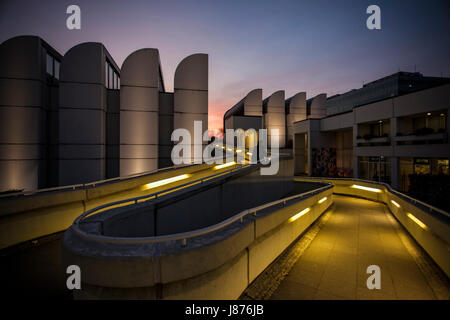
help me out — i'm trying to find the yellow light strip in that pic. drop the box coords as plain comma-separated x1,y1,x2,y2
214,162,235,170
407,213,427,230
289,207,310,223
391,200,400,208
351,184,382,193
318,197,327,204
142,174,190,190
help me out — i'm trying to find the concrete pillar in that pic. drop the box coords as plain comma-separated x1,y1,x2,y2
120,49,160,176
263,91,286,148
173,54,208,163
286,92,307,145
59,42,116,185
0,36,61,191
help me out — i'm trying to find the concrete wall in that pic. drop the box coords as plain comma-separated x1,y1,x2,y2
308,93,327,119
173,54,208,163
59,43,115,186
0,36,61,191
263,91,286,148
159,92,174,168
244,88,263,117
120,49,160,176
286,92,306,144
106,89,120,178
0,163,212,249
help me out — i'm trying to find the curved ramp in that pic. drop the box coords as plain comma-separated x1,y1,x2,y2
246,195,450,300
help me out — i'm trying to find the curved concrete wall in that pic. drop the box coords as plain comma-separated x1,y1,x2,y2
59,42,116,186
309,93,327,119
286,92,306,143
244,88,263,117
120,49,160,175
62,181,333,299
0,36,59,191
173,54,208,163
264,90,286,148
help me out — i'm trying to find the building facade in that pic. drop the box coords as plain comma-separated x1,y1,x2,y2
293,73,450,193
0,35,208,192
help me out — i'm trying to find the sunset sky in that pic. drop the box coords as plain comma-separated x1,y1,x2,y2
1,0,449,131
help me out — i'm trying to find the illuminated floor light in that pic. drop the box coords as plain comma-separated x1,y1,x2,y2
351,184,382,193
391,200,400,208
407,213,427,230
318,197,327,204
214,162,235,170
247,152,252,156
236,149,242,153
289,207,310,223
142,174,190,190
227,148,232,152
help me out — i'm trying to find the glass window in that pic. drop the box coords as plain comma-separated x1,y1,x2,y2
117,76,120,89
54,60,60,80
109,65,113,90
105,61,109,88
113,72,117,89
46,53,53,75
414,158,430,175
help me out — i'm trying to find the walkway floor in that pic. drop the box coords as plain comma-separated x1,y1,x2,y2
269,195,450,300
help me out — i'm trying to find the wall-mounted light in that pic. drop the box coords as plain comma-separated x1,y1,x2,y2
390,200,400,208
289,207,310,223
142,174,190,190
427,112,431,116
214,162,235,170
318,197,327,204
407,213,427,230
351,184,382,193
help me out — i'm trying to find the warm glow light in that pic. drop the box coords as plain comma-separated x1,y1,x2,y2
236,149,242,153
247,152,252,156
227,148,232,151
427,112,431,116
318,197,327,204
289,207,310,222
142,174,190,190
214,162,235,170
351,184,382,193
407,213,427,230
391,200,400,208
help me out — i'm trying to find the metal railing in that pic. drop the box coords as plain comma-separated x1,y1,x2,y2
71,166,332,247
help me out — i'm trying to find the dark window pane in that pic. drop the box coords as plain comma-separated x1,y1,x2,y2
46,54,53,75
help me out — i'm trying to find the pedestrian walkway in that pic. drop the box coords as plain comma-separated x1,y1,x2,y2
269,195,450,300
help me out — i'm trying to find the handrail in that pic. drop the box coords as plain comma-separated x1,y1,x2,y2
0,163,197,199
71,179,332,246
295,176,450,219
74,163,254,223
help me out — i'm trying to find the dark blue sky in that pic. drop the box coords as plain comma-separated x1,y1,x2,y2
1,0,449,130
